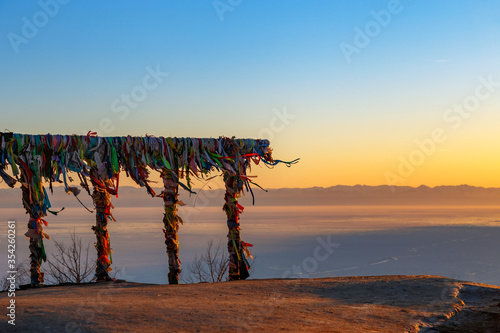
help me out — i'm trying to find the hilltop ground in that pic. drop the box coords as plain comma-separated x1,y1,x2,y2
2,275,500,332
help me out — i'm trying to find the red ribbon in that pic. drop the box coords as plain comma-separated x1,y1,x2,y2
89,174,118,196
86,131,97,144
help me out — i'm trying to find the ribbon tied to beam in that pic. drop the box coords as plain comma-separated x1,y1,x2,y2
0,132,298,285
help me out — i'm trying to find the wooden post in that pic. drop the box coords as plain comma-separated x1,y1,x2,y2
20,170,47,286
223,173,249,281
161,171,182,284
90,175,113,281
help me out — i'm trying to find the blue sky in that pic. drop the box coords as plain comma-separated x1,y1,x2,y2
1,0,500,188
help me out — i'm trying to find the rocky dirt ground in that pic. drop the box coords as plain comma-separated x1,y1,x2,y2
1,275,500,332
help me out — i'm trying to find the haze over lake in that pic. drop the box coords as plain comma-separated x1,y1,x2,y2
2,186,500,286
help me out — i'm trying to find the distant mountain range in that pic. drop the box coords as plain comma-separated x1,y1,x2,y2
250,185,500,206
1,185,500,209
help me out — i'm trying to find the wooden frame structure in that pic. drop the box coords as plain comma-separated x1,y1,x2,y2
0,132,296,285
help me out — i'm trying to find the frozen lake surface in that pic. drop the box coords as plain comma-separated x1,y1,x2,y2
2,205,500,286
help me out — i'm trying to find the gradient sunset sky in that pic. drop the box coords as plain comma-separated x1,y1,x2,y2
1,1,500,189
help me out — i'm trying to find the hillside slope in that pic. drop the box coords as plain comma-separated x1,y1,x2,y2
1,275,499,332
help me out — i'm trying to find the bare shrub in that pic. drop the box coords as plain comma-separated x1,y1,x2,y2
46,230,96,284
182,240,229,284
